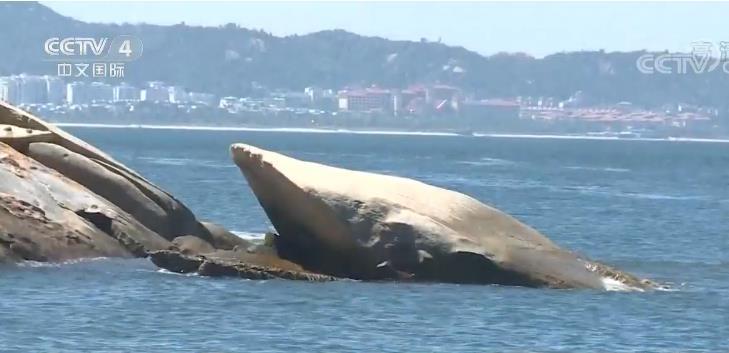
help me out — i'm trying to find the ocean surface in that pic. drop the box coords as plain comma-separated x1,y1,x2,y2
1,127,727,352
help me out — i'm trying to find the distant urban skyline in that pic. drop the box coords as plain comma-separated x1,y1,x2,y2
43,1,729,58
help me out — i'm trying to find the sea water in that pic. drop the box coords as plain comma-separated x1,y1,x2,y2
1,127,727,352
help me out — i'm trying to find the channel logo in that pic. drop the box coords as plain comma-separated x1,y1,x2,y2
43,35,143,62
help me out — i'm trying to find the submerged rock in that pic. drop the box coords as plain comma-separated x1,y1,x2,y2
231,143,656,290
149,250,338,281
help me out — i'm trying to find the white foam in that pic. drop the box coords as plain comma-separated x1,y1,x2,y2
15,257,110,268
52,123,729,143
155,268,199,277
231,231,266,241
53,123,729,143
53,123,457,137
474,132,729,144
457,157,517,167
565,166,631,173
601,277,645,292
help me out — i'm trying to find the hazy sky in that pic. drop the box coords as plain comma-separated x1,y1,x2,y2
42,1,729,57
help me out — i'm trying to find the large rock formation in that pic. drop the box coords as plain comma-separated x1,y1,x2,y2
0,142,168,262
0,101,237,263
231,143,657,290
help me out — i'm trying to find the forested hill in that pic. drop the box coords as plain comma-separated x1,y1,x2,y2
1,2,727,110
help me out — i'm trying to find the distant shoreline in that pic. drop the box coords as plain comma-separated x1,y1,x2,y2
54,122,729,144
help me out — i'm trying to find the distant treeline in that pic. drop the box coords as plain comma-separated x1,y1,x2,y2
3,2,729,118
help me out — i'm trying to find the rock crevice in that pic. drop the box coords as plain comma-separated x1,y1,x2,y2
0,102,231,265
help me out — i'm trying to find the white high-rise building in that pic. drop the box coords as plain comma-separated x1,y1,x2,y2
0,76,21,104
45,75,65,105
17,74,47,104
67,82,113,104
66,82,88,105
188,92,216,106
113,83,140,102
141,81,169,102
168,86,189,103
87,82,114,103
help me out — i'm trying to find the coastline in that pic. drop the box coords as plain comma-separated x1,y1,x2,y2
54,122,729,144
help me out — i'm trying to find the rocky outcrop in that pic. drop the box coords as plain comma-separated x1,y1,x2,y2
0,101,235,264
198,221,252,250
27,142,172,236
230,143,657,290
0,101,208,241
149,250,338,281
0,142,168,262
0,102,350,282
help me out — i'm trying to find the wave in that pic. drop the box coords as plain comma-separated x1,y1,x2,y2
15,257,110,268
457,157,518,167
565,166,631,173
566,185,704,201
54,123,458,137
474,133,729,144
137,157,234,169
54,123,729,143
154,268,199,277
231,230,266,241
601,277,644,292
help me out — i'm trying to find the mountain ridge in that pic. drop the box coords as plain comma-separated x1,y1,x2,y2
1,2,727,113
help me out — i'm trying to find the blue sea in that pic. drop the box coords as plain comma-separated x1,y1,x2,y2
1,127,728,352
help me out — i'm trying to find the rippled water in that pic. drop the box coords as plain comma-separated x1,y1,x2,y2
1,128,728,352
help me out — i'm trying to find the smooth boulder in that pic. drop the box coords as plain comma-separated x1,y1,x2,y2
230,143,655,290
0,101,206,240
0,101,238,265
0,142,170,262
28,142,171,237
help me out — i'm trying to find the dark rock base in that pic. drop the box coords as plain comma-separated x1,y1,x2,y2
149,250,338,282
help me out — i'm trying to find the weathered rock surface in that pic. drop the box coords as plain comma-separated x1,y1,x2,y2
27,142,172,237
0,101,206,241
0,142,168,262
199,221,252,250
231,143,657,290
149,250,338,281
0,102,239,265
172,235,216,255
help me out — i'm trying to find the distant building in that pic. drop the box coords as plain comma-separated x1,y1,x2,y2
66,82,85,105
17,74,47,104
87,82,113,103
1,75,66,105
219,96,239,110
425,85,461,114
45,76,65,105
188,92,217,106
305,86,336,110
395,87,427,115
141,81,169,102
67,81,113,105
113,83,140,102
0,76,21,104
338,88,392,112
304,86,322,104
168,86,189,103
274,91,308,108
560,90,590,108
461,99,520,128
426,85,459,104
